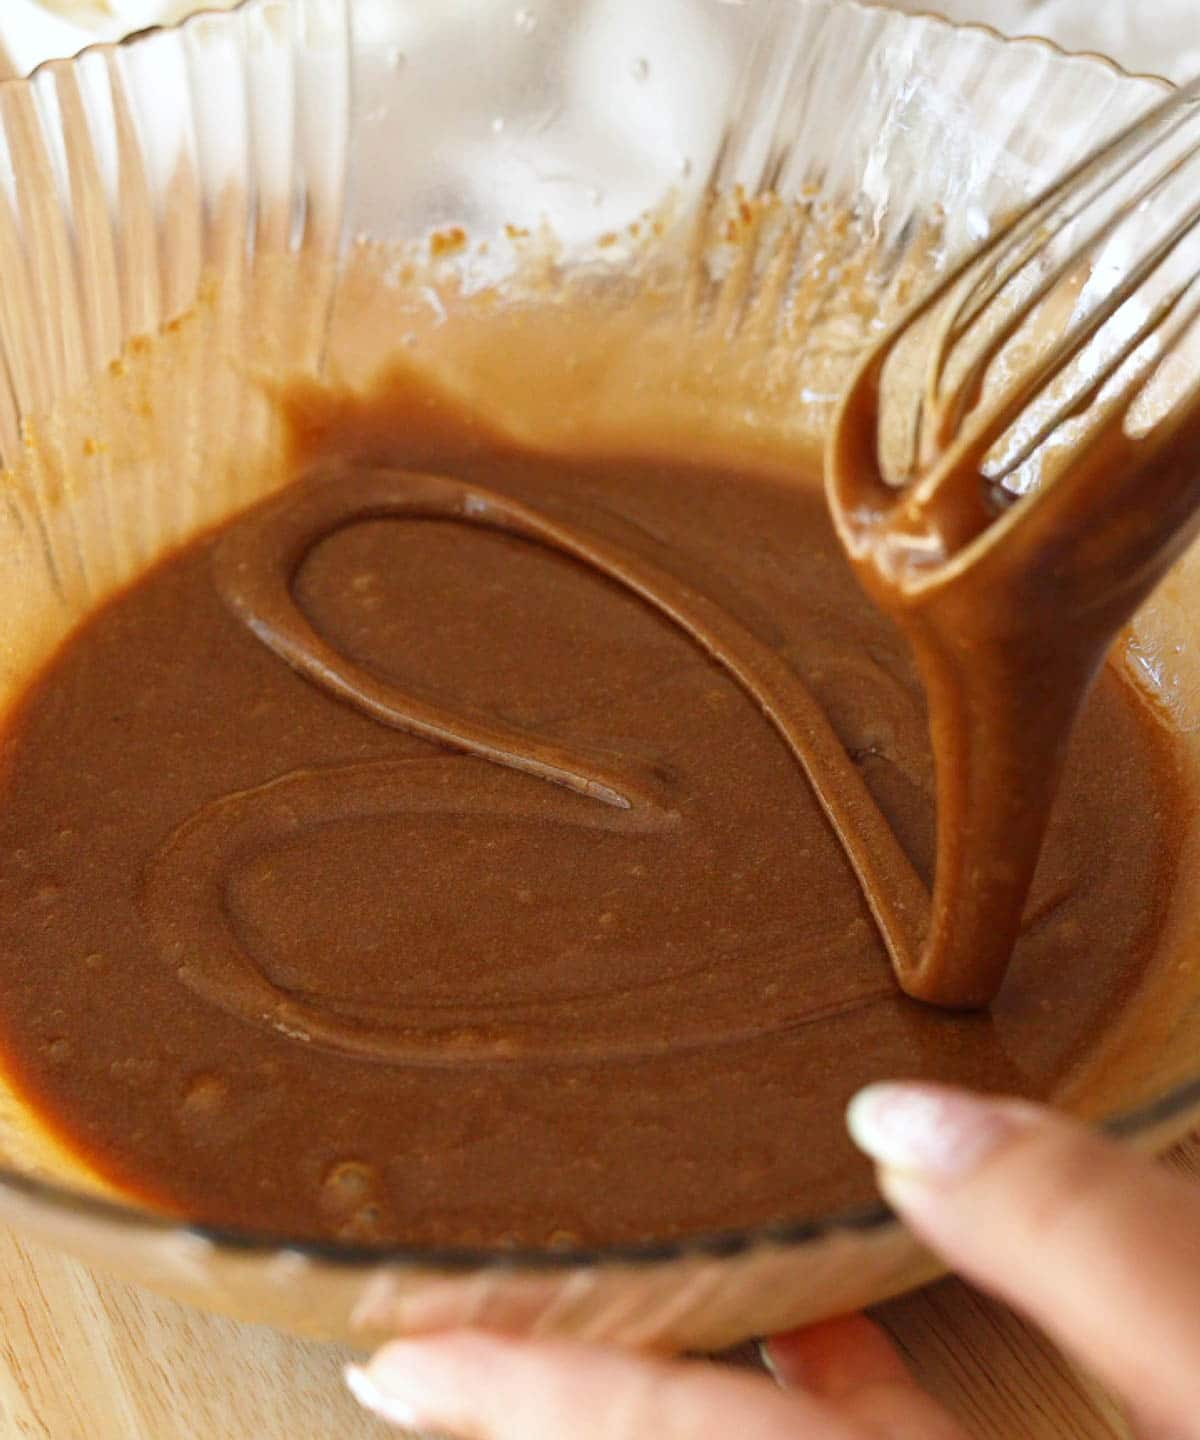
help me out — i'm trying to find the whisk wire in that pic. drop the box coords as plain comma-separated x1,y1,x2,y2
891,78,1200,484
934,86,1200,374
930,133,1200,443
896,75,1200,503
992,273,1200,482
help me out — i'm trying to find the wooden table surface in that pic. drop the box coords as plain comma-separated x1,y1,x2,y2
2,1136,1195,1438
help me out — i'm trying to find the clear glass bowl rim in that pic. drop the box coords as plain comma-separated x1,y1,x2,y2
0,0,1191,1274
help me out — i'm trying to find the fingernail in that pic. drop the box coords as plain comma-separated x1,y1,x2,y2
758,1338,787,1387
345,1362,423,1431
847,1083,1026,1182
759,1334,811,1392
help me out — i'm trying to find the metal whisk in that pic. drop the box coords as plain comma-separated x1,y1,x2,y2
826,74,1200,1008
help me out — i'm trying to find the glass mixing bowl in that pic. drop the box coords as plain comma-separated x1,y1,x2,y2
0,0,1198,1351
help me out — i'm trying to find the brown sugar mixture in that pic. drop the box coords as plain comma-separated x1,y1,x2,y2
0,368,1183,1245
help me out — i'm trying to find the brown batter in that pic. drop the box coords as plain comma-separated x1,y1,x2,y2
830,315,1200,1009
0,369,1182,1244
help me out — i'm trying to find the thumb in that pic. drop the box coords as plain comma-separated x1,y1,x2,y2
848,1083,1200,1434
344,1330,868,1439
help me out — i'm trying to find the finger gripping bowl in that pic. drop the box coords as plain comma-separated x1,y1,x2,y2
0,0,1198,1350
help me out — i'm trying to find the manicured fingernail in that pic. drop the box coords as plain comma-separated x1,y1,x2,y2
758,1338,787,1387
345,1361,423,1430
847,1083,1025,1182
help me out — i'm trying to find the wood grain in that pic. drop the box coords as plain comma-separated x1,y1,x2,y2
0,1135,1194,1438
877,1277,1130,1438
0,1226,388,1440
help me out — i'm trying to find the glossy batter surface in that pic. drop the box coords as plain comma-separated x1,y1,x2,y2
0,426,1180,1243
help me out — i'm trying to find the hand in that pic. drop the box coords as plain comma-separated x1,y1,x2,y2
344,1083,1200,1437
